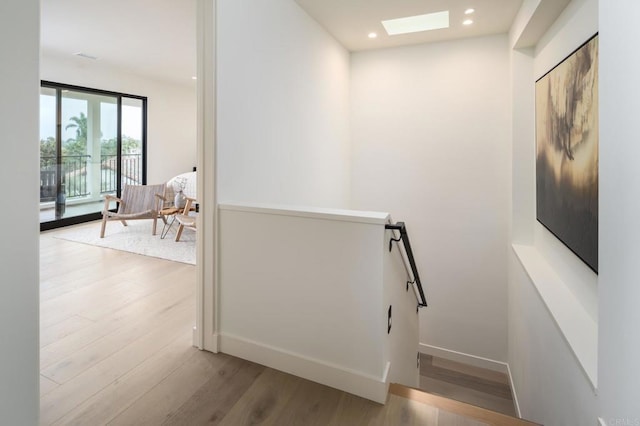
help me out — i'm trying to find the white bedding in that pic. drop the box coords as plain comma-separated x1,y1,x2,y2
166,171,197,200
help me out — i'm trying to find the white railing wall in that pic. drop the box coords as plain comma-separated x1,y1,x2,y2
218,203,419,403
384,217,421,389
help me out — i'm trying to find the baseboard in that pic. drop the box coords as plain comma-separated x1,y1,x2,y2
506,362,522,417
419,343,508,374
220,333,389,404
192,326,200,349
202,331,220,353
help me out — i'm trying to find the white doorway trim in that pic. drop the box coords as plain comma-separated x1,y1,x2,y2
194,0,218,352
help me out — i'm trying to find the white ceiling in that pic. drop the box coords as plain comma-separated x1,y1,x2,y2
294,0,524,51
40,0,197,86
40,0,570,86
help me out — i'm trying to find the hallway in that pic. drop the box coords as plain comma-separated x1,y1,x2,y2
39,229,533,425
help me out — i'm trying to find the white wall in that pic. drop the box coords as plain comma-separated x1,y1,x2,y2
218,204,419,403
508,0,599,422
509,47,535,246
0,0,40,423
219,205,386,381
532,0,598,322
350,35,511,366
598,0,640,421
384,223,421,389
41,54,197,184
509,253,596,424
216,0,351,208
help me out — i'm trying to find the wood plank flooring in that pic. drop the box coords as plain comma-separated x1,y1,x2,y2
389,385,538,426
419,354,517,416
40,229,196,425
40,226,535,426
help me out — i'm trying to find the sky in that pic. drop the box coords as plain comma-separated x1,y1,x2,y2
40,93,142,142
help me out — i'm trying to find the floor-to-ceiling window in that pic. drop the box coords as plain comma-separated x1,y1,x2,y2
39,82,147,230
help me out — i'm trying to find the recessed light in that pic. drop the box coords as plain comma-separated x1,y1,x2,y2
465,8,475,15
368,32,378,39
382,11,449,36
192,76,197,80
463,19,473,26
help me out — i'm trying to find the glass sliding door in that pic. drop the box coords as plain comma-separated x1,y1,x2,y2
39,87,58,219
40,82,147,230
120,97,145,188
99,97,120,194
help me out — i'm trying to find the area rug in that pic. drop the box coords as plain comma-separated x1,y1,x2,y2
53,220,196,265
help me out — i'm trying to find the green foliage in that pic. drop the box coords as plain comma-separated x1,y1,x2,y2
65,112,88,144
63,113,89,157
101,136,141,156
63,138,88,157
40,136,141,159
40,111,141,159
40,136,56,159
39,111,144,199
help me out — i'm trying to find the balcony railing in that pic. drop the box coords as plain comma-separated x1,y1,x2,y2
40,154,142,202
40,155,90,201
100,154,142,193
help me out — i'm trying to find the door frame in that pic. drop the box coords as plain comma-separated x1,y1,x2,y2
194,0,218,352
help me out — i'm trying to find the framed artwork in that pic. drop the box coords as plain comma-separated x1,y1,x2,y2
535,34,599,273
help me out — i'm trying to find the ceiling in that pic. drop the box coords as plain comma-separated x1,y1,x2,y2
40,0,570,86
295,0,524,51
40,0,197,86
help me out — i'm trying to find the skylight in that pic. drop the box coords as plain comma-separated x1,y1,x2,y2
381,11,450,36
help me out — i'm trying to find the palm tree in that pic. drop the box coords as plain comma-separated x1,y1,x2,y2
63,112,90,157
65,112,88,144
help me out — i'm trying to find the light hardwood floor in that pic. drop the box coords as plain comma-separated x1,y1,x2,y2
40,227,536,425
419,354,517,416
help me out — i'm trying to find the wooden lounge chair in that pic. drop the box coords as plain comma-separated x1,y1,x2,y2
100,183,166,238
175,197,197,242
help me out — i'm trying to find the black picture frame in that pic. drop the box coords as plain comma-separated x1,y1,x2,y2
535,34,599,273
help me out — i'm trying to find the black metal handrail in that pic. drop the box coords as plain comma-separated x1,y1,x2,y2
385,222,428,309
